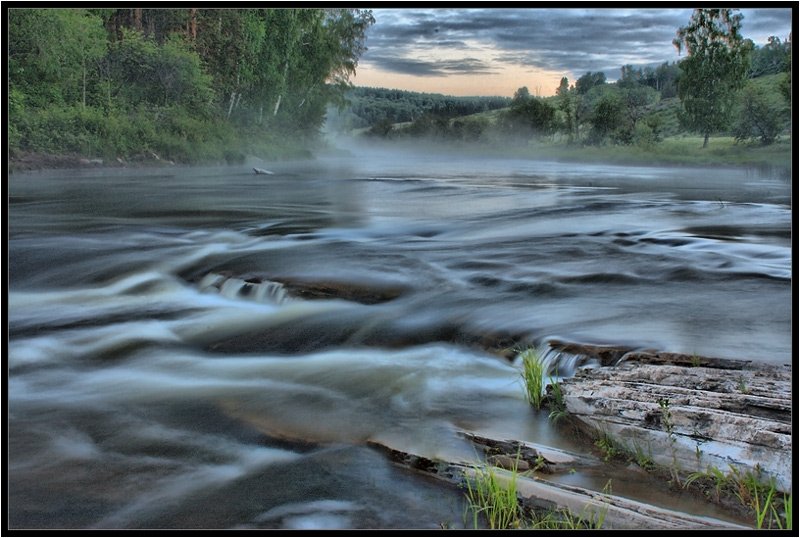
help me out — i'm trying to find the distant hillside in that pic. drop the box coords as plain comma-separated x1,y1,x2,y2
326,87,511,132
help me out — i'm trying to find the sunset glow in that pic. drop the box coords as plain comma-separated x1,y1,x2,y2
352,8,793,97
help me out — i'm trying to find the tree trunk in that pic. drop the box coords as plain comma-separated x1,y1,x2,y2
133,8,142,31
82,59,87,109
273,94,282,116
188,8,197,40
703,133,709,148
227,92,237,119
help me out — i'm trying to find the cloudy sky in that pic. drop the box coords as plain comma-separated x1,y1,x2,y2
352,7,794,97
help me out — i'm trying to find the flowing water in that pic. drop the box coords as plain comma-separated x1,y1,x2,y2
7,149,792,529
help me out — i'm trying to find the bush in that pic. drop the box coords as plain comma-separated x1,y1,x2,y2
633,122,657,148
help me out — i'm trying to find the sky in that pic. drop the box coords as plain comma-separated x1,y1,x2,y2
351,7,794,97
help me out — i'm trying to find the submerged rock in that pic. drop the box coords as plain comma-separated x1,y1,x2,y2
558,349,791,492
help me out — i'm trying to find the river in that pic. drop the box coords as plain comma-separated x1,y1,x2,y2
7,149,792,529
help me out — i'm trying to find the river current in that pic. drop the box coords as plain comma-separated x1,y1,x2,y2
7,149,792,529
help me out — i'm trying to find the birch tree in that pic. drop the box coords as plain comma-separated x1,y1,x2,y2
673,8,753,147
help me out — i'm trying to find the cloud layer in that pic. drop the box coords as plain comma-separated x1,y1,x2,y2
360,8,793,81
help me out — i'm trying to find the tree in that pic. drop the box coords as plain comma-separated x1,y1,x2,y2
732,84,783,145
106,29,213,111
512,86,531,104
749,36,791,77
575,71,607,94
654,62,681,98
556,77,578,142
8,7,376,160
673,9,753,147
588,90,624,144
779,33,792,112
619,85,660,135
507,96,556,138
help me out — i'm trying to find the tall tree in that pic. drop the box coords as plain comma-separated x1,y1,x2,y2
556,77,578,142
673,8,753,147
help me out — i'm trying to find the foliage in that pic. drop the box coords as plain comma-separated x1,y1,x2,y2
749,35,791,78
519,348,546,409
684,465,792,530
8,8,107,108
733,81,786,145
575,71,607,95
463,459,607,530
105,30,214,111
587,90,625,144
594,433,622,462
504,93,557,138
463,464,522,529
628,441,655,471
673,9,753,147
546,378,569,423
8,7,374,162
618,62,681,98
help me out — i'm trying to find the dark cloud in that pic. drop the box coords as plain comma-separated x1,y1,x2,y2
363,54,498,77
740,8,794,40
362,7,793,80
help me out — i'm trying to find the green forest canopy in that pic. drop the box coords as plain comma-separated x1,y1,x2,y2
8,8,374,162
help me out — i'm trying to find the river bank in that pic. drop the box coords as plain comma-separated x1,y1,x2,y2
10,131,792,175
349,134,793,175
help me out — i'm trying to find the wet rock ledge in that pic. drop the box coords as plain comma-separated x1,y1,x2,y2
557,348,792,493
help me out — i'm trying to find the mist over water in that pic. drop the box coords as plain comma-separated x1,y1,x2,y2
8,148,792,529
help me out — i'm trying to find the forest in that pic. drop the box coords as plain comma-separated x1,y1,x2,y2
8,8,375,164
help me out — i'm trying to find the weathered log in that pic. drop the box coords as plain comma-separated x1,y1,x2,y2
253,167,275,175
368,439,747,530
559,353,792,492
458,431,593,474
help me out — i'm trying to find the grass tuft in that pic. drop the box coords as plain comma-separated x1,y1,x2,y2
463,463,521,529
520,347,546,409
684,465,791,529
547,378,569,423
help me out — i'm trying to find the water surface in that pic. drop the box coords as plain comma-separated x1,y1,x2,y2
8,150,792,529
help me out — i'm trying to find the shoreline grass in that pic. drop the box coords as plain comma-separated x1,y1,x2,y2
463,457,609,530
463,463,521,529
